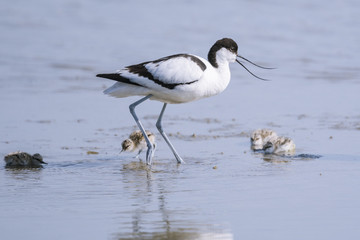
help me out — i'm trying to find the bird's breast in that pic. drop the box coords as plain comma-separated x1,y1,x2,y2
199,64,231,97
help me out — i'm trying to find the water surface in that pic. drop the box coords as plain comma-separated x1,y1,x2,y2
1,0,360,239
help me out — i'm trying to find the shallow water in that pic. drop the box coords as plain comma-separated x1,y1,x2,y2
1,0,360,239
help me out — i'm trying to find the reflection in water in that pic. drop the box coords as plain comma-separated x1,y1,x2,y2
115,231,233,240
262,155,291,164
4,167,43,180
116,161,233,240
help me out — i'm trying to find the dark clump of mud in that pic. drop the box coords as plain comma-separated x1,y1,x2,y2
4,151,46,168
291,154,322,159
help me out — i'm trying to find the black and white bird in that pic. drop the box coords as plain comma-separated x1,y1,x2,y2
97,38,271,165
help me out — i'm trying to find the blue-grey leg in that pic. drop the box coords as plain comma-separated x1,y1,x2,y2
135,150,142,159
156,103,185,164
129,94,155,165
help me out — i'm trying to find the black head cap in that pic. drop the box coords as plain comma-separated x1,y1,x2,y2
208,38,238,68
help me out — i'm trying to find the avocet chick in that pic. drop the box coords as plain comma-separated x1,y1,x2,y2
121,130,156,158
263,136,296,155
250,129,278,151
4,151,46,168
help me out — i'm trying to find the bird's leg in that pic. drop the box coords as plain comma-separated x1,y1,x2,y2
129,94,154,165
156,103,185,164
135,149,142,159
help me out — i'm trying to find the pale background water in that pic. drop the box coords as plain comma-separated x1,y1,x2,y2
1,0,360,239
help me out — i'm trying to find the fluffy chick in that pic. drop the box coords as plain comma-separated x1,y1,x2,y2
250,129,278,151
263,136,296,154
121,130,156,158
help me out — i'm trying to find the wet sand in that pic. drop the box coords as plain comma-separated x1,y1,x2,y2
1,0,360,239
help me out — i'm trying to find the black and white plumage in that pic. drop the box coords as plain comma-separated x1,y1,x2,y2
97,38,270,165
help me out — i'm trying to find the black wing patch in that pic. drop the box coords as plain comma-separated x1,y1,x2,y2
96,73,142,87
96,54,206,90
128,58,201,90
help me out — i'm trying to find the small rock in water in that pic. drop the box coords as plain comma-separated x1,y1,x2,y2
4,151,46,168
